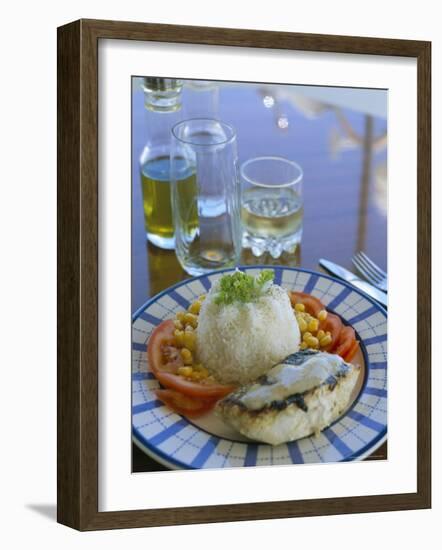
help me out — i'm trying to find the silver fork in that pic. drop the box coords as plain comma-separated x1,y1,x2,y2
352,251,388,292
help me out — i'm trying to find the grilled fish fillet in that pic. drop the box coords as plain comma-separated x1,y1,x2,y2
217,350,360,446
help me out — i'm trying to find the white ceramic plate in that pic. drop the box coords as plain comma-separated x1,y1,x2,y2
132,266,387,469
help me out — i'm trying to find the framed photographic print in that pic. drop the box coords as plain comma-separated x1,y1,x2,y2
57,19,431,530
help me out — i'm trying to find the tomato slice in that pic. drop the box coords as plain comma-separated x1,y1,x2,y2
155,389,216,418
147,319,182,375
334,326,356,358
343,340,360,363
154,371,235,400
319,312,343,352
289,291,324,317
147,319,235,400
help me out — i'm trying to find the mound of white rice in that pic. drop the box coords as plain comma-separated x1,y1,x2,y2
196,282,300,385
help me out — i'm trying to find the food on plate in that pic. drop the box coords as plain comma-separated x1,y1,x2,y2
147,319,235,409
146,269,361,434
196,270,301,385
154,389,216,418
217,349,360,445
289,291,359,362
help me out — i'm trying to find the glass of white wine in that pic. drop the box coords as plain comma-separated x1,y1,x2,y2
240,156,304,259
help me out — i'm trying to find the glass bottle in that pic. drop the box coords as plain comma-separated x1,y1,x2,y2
139,78,183,249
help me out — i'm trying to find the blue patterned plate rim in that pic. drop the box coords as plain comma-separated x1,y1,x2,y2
132,425,388,470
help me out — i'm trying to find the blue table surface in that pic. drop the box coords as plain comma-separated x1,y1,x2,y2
132,81,387,313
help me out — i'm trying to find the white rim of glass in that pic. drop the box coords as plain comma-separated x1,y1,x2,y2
171,118,236,147
240,155,304,188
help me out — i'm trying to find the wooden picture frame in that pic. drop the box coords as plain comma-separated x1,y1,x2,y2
57,18,431,530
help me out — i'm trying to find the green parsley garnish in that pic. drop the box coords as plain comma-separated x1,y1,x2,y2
213,270,274,305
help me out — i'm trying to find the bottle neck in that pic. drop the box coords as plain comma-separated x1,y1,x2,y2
142,78,183,112
141,78,183,147
142,106,182,145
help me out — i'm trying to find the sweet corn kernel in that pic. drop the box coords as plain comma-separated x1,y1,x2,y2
184,312,198,328
180,347,193,365
184,324,194,332
318,309,328,322
295,303,305,312
176,311,186,322
192,366,209,379
320,334,332,347
300,341,308,350
303,331,312,341
317,329,325,340
198,294,206,301
178,366,193,377
326,331,331,338
173,329,185,347
183,330,196,352
188,301,201,315
298,318,308,333
306,336,319,349
308,318,319,333
174,319,184,330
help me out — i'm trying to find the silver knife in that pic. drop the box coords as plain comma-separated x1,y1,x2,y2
319,258,388,308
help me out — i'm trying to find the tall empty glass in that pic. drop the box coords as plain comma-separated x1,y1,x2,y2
171,119,241,275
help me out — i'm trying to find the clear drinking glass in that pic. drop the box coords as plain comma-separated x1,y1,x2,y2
241,156,304,258
171,118,241,275
183,80,220,119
